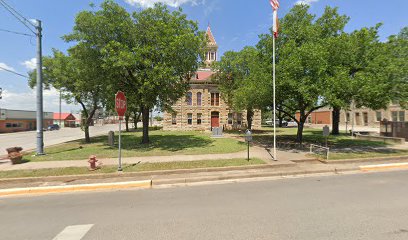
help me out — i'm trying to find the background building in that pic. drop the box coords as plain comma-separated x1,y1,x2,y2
163,26,261,131
53,113,77,128
340,104,407,127
295,103,407,129
0,109,53,133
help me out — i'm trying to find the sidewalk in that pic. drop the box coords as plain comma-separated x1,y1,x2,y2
0,147,313,171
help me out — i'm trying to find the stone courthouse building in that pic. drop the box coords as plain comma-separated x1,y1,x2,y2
163,26,261,131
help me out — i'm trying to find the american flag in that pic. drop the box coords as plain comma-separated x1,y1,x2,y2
269,0,279,38
269,0,279,10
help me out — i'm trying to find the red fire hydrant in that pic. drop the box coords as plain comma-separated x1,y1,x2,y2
88,155,98,171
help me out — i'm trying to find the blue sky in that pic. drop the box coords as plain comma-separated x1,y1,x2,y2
0,0,407,112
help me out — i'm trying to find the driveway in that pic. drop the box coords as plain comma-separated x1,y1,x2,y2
0,124,118,155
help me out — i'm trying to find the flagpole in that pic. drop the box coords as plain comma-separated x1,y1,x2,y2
273,29,277,161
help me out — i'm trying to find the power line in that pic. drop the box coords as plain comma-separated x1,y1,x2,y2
0,0,36,27
0,28,34,37
0,0,36,35
0,66,29,78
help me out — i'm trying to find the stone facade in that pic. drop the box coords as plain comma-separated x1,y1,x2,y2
163,83,262,131
340,103,407,127
163,25,261,131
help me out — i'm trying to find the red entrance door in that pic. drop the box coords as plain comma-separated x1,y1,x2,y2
211,112,220,128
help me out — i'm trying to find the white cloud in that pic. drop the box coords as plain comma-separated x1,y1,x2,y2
124,0,203,8
21,58,37,70
1,88,80,113
0,62,15,72
296,0,320,5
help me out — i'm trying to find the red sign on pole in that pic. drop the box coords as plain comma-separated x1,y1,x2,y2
115,91,127,120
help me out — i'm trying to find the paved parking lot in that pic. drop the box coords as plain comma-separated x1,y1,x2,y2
0,124,117,155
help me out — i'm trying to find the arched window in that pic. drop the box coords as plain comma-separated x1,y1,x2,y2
197,92,202,106
186,92,192,106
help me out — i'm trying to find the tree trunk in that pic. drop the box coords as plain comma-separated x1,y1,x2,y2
125,114,130,132
278,110,284,128
332,106,341,135
296,110,306,144
296,120,305,144
77,98,97,144
246,109,254,130
84,124,90,143
141,106,150,144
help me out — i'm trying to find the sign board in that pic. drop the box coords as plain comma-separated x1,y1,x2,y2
115,91,127,120
323,125,330,137
245,129,253,142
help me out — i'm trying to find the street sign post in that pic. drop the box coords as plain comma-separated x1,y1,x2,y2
115,91,127,171
245,129,253,161
323,125,330,147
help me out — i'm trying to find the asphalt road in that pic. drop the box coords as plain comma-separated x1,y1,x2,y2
1,170,408,240
0,124,118,154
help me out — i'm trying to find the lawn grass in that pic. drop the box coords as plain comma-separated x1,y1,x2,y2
0,158,265,179
231,126,408,160
254,127,390,148
24,129,247,162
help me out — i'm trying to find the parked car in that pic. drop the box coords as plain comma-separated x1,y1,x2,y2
265,120,288,127
286,121,298,127
47,124,60,131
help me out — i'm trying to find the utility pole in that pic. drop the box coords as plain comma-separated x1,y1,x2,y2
59,90,62,127
35,19,44,155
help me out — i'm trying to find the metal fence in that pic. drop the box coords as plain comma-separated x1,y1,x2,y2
380,121,408,140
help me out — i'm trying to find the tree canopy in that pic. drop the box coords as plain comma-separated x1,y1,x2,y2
30,0,206,143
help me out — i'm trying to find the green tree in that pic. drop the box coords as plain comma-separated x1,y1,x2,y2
213,47,267,129
29,49,108,143
64,1,205,144
258,5,330,143
385,27,408,109
258,5,396,143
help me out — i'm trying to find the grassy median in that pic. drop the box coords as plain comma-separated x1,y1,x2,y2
0,158,265,179
24,129,247,162
316,150,408,160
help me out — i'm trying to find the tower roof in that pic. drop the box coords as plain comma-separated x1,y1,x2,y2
206,25,217,46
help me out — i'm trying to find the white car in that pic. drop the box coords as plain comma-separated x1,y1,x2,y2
286,121,298,127
265,120,288,127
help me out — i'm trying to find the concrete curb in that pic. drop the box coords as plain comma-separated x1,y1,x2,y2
0,163,295,186
290,158,319,163
360,162,408,172
0,180,152,197
0,167,360,197
152,167,359,186
321,155,408,164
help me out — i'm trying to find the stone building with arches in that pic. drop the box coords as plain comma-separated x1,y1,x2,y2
163,26,261,131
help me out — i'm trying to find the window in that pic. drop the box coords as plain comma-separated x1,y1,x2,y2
197,92,202,106
399,111,405,122
346,113,350,122
211,92,220,106
228,113,233,125
6,123,22,128
237,113,242,125
187,113,193,125
205,52,209,61
172,114,177,125
211,52,215,61
197,113,202,125
186,92,192,106
376,111,382,122
392,111,398,122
